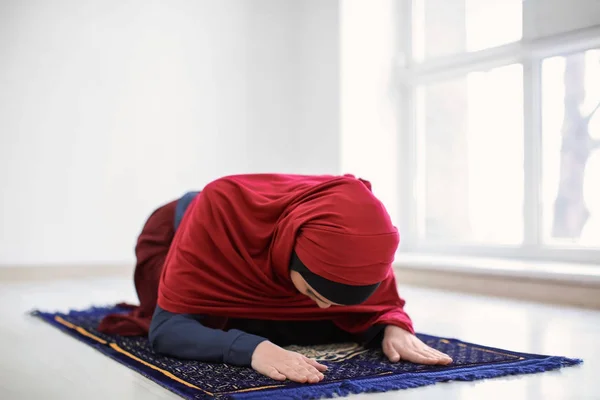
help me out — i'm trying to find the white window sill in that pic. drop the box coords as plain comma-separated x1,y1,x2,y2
394,253,600,286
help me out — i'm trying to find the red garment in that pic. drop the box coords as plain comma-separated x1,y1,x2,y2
158,174,413,335
98,200,177,336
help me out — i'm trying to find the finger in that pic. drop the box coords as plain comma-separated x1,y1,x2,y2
423,347,453,364
421,344,444,356
281,366,309,383
417,347,442,362
309,369,325,381
421,346,444,359
303,356,328,372
306,373,321,384
429,348,453,363
283,363,320,384
265,367,286,381
382,341,401,363
296,363,323,383
426,347,444,356
422,348,448,364
407,342,437,358
401,348,440,365
298,369,320,384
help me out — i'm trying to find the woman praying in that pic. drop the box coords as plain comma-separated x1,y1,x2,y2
98,173,452,384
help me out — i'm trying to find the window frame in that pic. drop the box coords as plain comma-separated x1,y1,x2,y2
396,0,600,264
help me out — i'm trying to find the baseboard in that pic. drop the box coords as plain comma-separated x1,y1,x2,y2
394,264,600,309
0,264,134,282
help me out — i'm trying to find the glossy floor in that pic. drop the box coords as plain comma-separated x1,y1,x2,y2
0,278,596,399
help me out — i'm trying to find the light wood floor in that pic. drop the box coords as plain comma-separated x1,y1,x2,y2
0,277,596,400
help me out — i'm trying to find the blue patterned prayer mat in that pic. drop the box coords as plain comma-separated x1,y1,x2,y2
31,306,582,400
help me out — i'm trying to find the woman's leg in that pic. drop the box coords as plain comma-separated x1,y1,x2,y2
97,200,177,336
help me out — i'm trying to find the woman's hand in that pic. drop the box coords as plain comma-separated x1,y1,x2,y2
251,341,328,383
382,325,453,365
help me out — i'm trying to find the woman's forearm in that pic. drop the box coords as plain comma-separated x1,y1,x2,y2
149,306,267,366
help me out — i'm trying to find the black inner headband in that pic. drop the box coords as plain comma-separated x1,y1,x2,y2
289,251,380,306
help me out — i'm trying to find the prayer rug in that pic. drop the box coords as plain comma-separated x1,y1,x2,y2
31,306,582,400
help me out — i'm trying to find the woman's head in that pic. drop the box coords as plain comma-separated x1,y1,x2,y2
292,178,399,288
289,251,380,307
289,269,339,308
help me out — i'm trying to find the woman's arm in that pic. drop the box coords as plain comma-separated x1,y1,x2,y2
356,324,386,348
150,307,328,383
149,306,267,366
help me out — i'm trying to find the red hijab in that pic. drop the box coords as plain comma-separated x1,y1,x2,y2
157,174,413,334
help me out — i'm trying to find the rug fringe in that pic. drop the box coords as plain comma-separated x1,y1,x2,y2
233,356,582,400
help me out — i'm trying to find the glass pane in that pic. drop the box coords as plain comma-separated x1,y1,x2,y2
542,49,600,248
526,0,600,40
417,64,524,244
413,0,522,62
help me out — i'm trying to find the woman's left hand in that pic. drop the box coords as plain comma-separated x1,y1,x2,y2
382,325,453,365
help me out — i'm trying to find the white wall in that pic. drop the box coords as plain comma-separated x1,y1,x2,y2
340,0,401,224
0,0,340,266
245,0,340,173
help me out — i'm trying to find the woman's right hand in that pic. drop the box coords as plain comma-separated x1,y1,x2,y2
251,341,327,383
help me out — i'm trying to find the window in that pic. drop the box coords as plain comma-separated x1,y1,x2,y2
398,0,600,263
417,64,524,244
413,0,522,61
542,49,600,248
